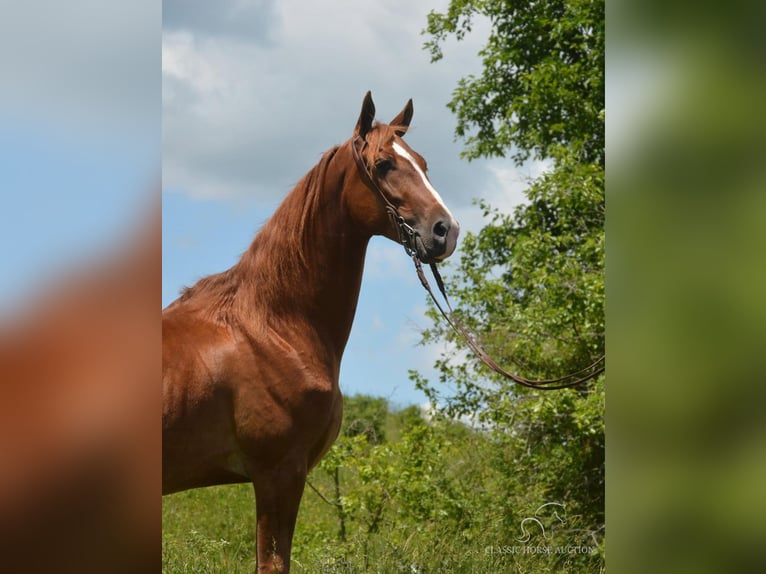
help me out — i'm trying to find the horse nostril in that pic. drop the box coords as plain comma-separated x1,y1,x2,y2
433,220,449,239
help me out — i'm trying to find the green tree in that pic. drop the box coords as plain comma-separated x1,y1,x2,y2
417,0,606,554
317,395,390,543
425,0,604,166
341,394,388,444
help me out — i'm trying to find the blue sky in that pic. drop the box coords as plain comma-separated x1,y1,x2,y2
161,0,538,407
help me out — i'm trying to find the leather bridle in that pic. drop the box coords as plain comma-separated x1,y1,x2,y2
351,135,420,257
351,134,605,390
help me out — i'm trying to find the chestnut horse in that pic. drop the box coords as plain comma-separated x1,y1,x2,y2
162,92,459,572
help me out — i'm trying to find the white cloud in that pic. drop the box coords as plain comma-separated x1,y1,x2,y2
162,33,229,99
162,0,495,208
452,158,553,235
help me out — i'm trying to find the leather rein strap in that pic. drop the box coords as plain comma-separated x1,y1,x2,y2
351,135,605,390
413,258,605,390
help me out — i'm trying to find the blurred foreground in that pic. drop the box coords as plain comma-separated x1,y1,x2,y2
0,2,159,572
0,201,161,573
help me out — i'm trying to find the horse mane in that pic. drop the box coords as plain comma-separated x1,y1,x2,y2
173,122,408,324
176,145,341,323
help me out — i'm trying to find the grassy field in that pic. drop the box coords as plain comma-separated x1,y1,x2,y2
162,478,603,573
163,397,604,573
163,484,256,573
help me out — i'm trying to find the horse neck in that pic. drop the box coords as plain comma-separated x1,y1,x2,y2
234,144,370,361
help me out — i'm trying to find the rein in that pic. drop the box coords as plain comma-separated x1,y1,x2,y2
412,257,605,390
351,135,604,391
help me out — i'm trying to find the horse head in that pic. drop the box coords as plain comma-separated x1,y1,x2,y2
350,91,460,263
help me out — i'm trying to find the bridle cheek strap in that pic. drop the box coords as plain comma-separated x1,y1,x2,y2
351,136,420,257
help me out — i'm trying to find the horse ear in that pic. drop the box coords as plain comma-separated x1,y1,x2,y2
390,99,413,137
355,91,376,140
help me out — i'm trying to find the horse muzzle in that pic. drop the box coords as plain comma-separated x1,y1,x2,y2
415,216,460,263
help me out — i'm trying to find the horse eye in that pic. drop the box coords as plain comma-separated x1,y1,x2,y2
375,159,393,175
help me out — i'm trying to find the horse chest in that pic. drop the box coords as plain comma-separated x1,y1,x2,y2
225,329,341,457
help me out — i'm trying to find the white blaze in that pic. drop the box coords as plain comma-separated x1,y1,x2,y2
392,141,452,215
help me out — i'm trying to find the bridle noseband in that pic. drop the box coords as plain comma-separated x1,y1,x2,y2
350,134,605,391
351,135,420,257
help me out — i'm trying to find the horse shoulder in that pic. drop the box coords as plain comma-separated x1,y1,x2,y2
162,309,238,421
225,321,343,461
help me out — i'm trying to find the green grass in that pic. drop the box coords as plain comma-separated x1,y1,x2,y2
163,484,256,573
162,478,603,573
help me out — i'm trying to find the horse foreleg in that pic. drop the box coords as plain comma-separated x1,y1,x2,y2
251,460,306,573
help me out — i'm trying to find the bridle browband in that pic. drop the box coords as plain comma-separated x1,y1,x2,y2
350,134,605,391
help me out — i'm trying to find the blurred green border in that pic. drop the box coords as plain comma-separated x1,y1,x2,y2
607,1,766,572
